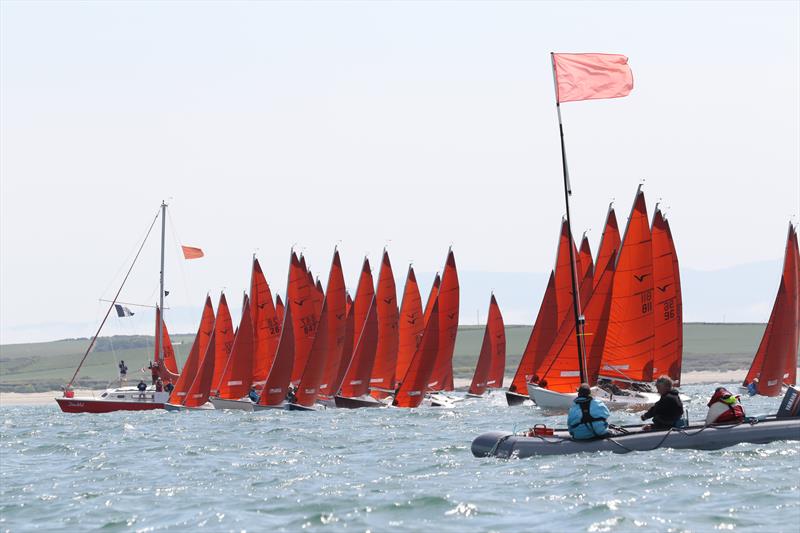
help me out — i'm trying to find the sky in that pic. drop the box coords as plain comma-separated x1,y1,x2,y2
1,1,798,344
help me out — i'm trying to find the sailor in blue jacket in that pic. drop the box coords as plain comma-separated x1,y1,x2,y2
568,383,611,440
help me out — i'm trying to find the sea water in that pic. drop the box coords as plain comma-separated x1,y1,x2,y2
1,384,798,532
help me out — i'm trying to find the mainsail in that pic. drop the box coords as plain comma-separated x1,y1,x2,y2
215,295,255,400
250,259,281,385
429,250,459,392
154,306,179,380
209,294,235,397
315,250,348,400
395,266,424,384
184,329,217,408
287,252,318,385
600,186,655,384
595,204,621,289
651,208,683,383
370,251,400,399
468,294,506,395
338,298,379,399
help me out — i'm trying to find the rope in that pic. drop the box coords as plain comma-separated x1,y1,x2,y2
65,208,161,390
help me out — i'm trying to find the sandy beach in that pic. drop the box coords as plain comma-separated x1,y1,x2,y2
0,370,756,407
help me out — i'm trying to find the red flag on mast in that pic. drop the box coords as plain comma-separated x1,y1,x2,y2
181,245,204,260
553,53,633,103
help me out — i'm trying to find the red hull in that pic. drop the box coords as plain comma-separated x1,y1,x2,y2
55,397,165,413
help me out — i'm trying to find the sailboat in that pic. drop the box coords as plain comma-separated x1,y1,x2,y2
651,207,683,384
289,249,348,411
426,249,460,407
467,294,506,397
253,303,295,411
57,202,191,414
395,266,424,387
393,297,441,408
743,223,800,396
209,294,257,410
164,297,214,409
369,250,400,400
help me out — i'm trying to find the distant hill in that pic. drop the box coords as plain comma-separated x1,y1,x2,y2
0,323,768,393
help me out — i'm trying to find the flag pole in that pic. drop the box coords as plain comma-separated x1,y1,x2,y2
551,52,588,385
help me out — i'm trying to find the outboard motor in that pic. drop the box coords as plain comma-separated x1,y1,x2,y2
777,386,800,418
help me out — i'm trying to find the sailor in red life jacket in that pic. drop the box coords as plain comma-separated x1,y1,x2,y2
705,387,746,425
148,360,160,384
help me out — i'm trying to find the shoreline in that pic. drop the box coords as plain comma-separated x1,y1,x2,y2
0,369,757,407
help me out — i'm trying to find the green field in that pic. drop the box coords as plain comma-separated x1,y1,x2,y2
0,323,767,392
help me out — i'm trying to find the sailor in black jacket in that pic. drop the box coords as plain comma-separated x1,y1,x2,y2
641,375,684,429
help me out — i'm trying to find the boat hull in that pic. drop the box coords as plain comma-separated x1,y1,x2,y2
56,397,164,413
527,383,665,411
472,418,800,458
505,390,529,406
334,395,385,409
286,403,322,412
163,401,214,411
55,388,170,413
252,403,287,411
209,397,255,411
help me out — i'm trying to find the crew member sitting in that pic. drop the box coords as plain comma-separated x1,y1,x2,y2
705,387,745,425
248,385,260,403
164,380,175,394
641,375,684,430
568,383,610,440
746,377,759,396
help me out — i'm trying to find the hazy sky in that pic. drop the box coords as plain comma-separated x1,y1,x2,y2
1,1,798,344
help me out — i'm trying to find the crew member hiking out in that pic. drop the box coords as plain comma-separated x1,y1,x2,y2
641,375,684,430
568,383,610,440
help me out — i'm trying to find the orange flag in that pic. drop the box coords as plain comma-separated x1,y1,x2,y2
181,245,204,260
553,53,633,103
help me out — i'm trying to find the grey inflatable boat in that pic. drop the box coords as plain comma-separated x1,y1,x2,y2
473,386,800,458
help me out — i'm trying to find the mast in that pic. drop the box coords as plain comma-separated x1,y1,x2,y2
551,52,588,384
157,201,166,364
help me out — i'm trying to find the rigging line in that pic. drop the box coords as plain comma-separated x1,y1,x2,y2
65,208,161,390
167,205,194,308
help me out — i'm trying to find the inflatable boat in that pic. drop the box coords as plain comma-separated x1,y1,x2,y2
472,386,800,458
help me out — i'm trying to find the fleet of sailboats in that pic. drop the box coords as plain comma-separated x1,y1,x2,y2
55,195,797,415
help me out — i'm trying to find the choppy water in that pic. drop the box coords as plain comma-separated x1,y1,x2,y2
1,384,798,532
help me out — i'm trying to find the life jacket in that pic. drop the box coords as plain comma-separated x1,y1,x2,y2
569,398,607,436
705,387,745,425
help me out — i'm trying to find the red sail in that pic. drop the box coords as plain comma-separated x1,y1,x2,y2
293,302,331,406
651,209,682,383
370,251,400,398
423,273,441,325
184,329,217,408
316,250,348,399
468,294,506,395
393,298,440,408
154,307,179,380
537,260,615,392
258,303,295,406
508,272,558,394
169,296,214,404
595,205,621,290
669,219,684,383
329,298,356,396
429,250,459,391
352,258,375,350
287,252,318,384
339,298,379,398
250,259,281,385
275,294,285,324
216,295,255,399
209,294,235,396
744,224,800,396
579,235,594,286
395,266,424,383
601,187,655,384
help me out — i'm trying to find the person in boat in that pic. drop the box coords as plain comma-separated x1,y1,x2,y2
118,360,128,384
705,387,746,425
136,380,147,396
248,385,260,403
155,377,164,392
286,385,297,404
148,360,160,385
747,377,759,397
567,383,611,440
641,376,684,430
164,380,174,393
529,374,541,386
